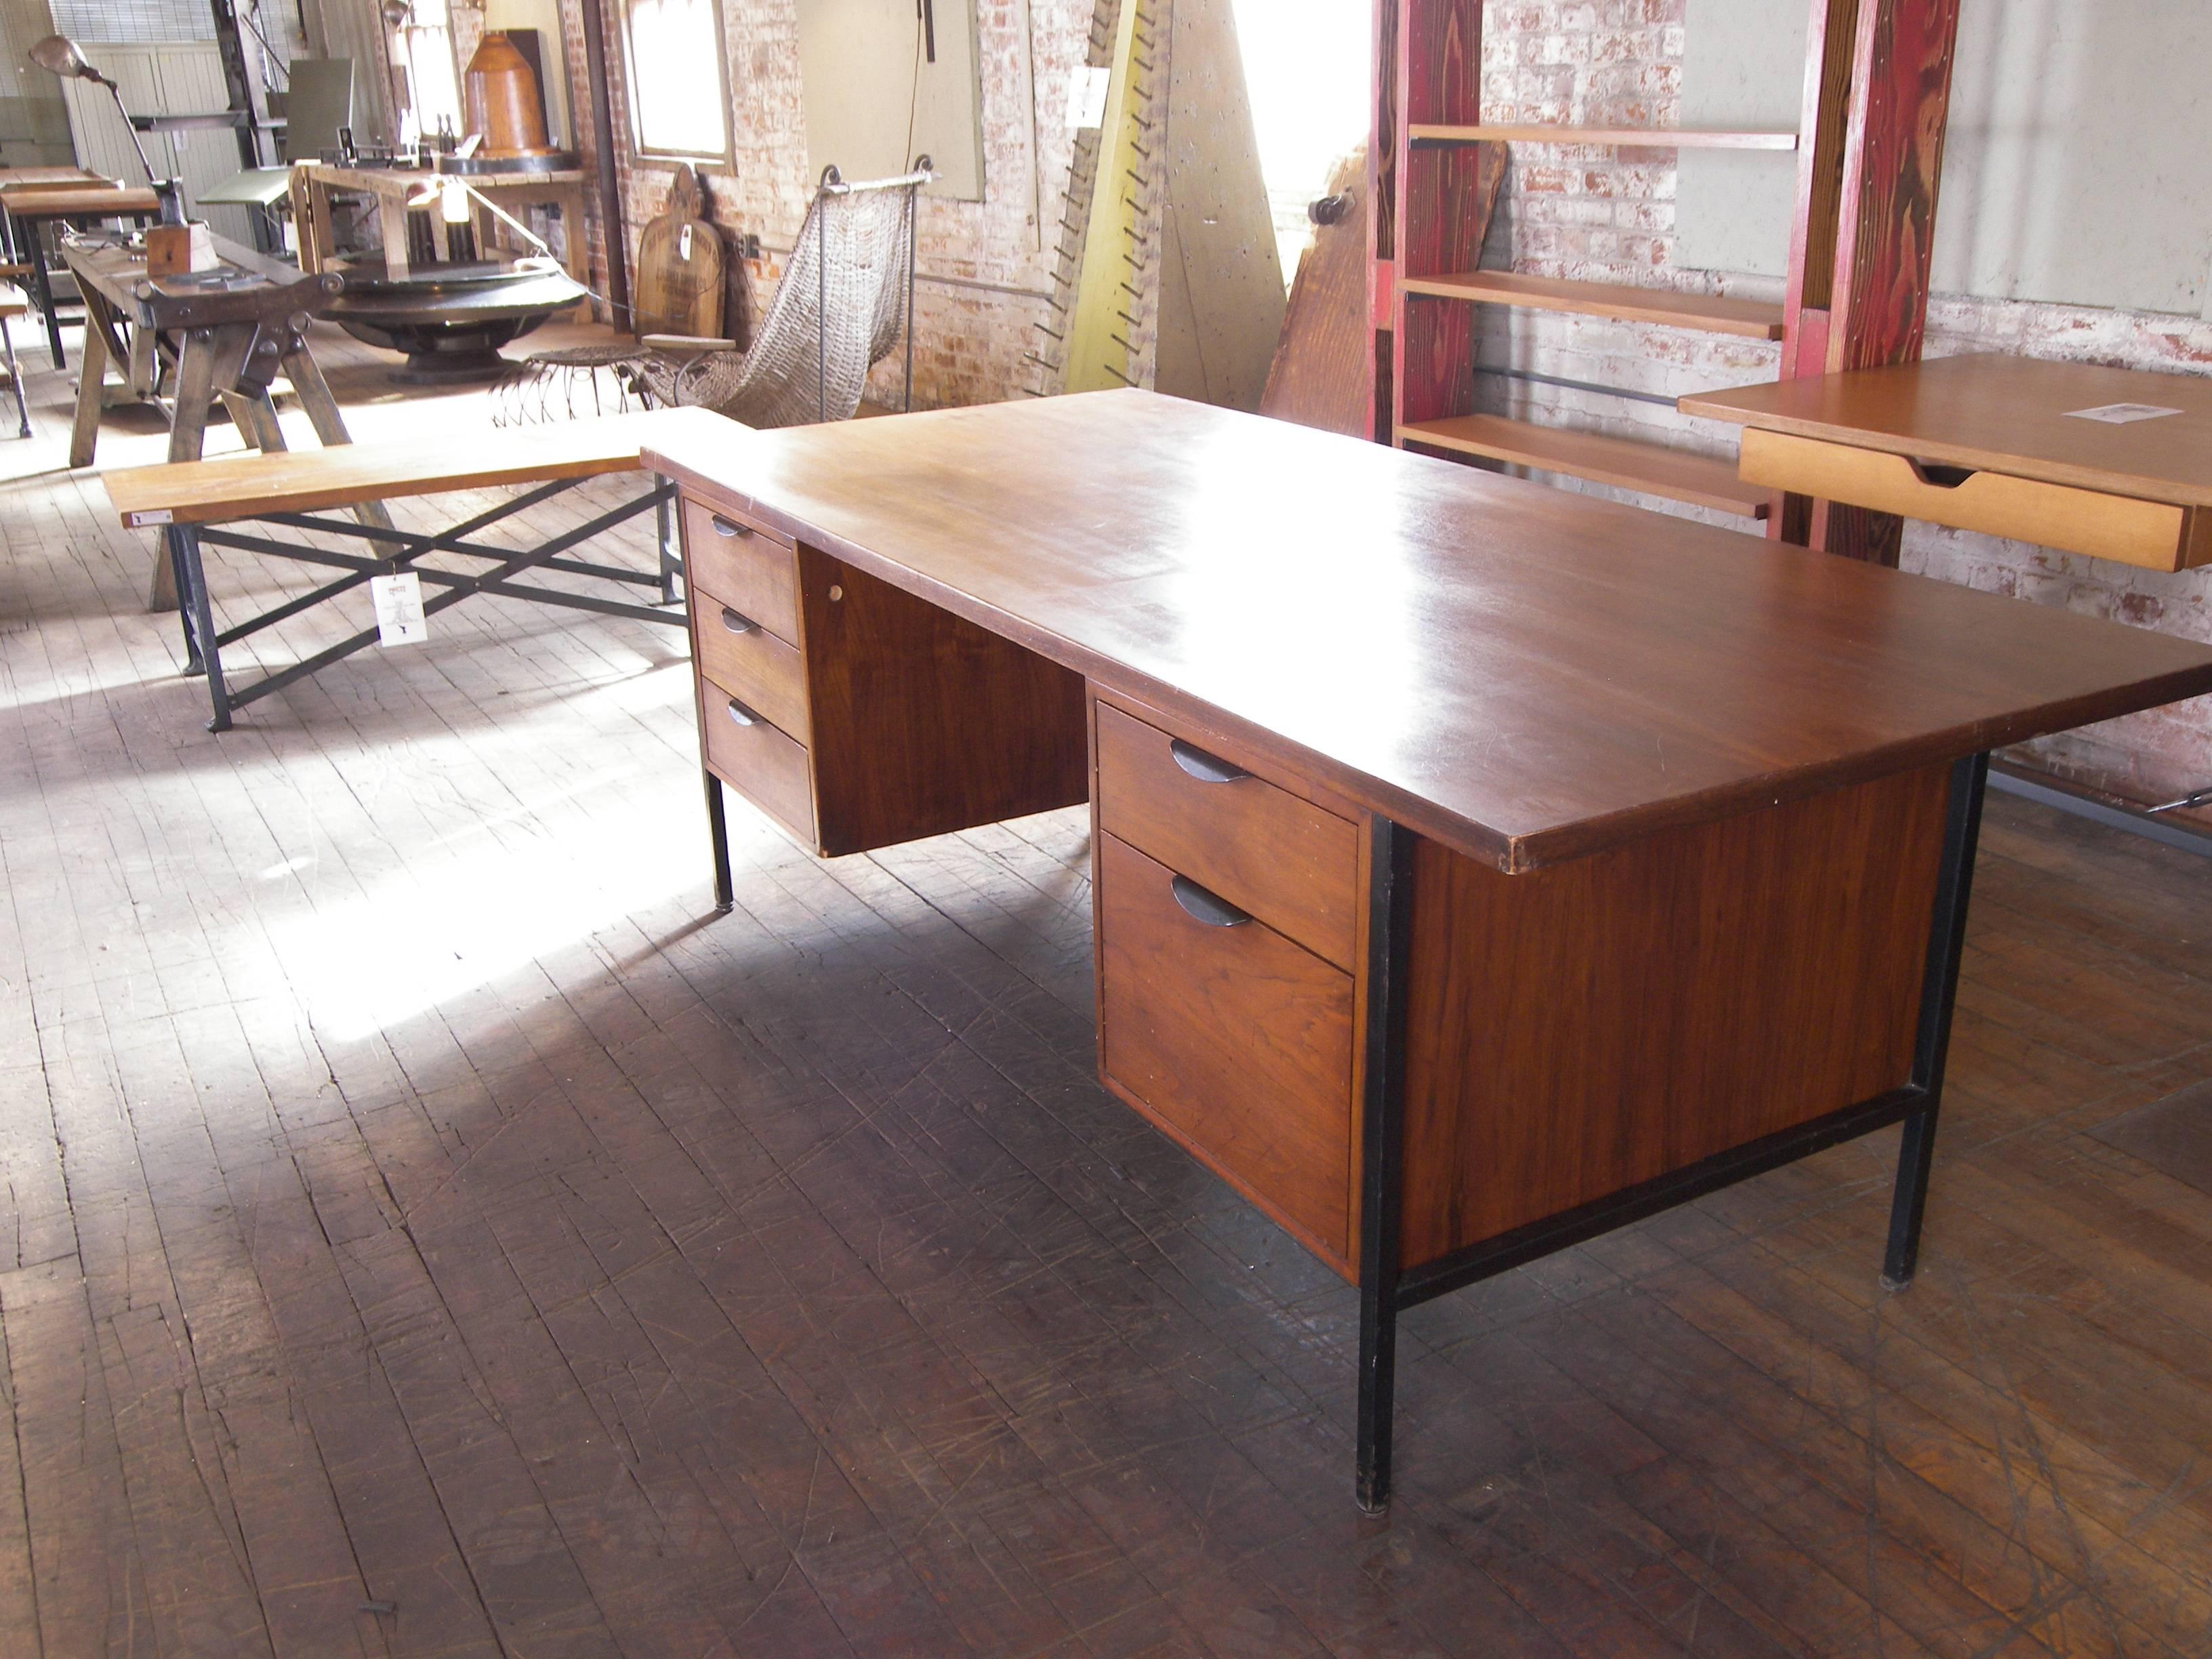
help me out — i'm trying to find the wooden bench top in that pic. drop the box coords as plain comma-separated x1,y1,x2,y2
105,406,741,527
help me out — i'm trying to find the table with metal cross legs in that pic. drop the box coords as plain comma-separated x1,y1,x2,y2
0,178,159,367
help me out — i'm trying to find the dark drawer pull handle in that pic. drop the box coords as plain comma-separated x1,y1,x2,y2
710,514,752,539
718,606,758,634
1169,738,1248,784
725,697,762,728
1170,874,1250,928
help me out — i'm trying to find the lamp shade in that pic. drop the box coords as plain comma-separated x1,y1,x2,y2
28,35,100,80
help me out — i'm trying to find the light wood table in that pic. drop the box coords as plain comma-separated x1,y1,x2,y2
642,389,2212,1511
289,161,590,295
104,407,725,731
1681,354,2212,572
0,178,160,368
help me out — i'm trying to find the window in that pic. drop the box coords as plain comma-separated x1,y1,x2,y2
389,0,464,144
619,0,731,163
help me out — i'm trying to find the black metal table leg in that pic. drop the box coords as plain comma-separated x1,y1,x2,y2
705,771,735,912
171,526,232,731
29,222,64,370
657,483,681,605
1,312,26,438
1355,815,1416,1513
1882,751,1990,1290
166,527,203,674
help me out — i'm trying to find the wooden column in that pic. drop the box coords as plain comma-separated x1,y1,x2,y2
1774,0,1963,564
1387,0,1500,447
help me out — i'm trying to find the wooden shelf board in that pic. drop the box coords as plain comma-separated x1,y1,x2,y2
1401,270,1787,340
1399,414,1771,519
1409,123,1799,151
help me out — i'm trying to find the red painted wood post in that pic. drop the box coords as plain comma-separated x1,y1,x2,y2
1389,0,1496,447
1772,0,1963,564
1368,0,1399,442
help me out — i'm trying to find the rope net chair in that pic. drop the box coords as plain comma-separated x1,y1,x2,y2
500,161,926,428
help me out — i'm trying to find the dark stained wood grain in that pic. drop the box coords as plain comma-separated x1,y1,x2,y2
1398,762,1954,1265
797,548,1088,858
1096,832,1357,1272
644,390,2212,873
1094,693,1360,970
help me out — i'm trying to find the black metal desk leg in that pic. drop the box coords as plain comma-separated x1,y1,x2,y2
657,485,680,605
1355,815,1416,1513
1883,751,1990,1290
705,772,735,912
171,527,232,731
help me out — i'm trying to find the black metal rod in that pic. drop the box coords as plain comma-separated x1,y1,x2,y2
470,581,686,626
1883,751,1990,1289
1355,815,1416,1515
172,527,233,731
1397,1084,1927,1310
705,772,735,912
1473,362,1680,410
215,571,375,644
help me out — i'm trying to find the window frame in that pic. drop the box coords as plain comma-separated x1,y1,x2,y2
615,0,736,168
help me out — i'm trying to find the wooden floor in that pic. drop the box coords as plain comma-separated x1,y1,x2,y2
4,322,2212,1658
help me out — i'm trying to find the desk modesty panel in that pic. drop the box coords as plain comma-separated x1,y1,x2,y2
644,391,2212,1509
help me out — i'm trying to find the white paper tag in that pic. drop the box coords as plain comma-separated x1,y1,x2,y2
2063,402,2183,424
371,573,428,647
129,508,173,527
1066,66,1111,131
679,222,693,260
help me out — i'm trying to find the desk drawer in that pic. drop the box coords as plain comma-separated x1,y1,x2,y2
1094,699,1359,970
701,676,815,846
682,495,801,642
1738,427,2209,573
695,588,809,742
1097,832,1355,1268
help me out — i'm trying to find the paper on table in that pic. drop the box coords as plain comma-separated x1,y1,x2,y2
2063,403,2184,424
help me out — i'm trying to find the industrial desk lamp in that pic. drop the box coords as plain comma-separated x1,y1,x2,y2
28,35,185,224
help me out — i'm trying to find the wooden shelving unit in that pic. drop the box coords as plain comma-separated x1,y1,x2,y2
1399,271,1786,340
1372,0,1963,550
1399,415,1771,518
1410,124,1798,150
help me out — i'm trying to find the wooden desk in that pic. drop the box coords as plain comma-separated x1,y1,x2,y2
643,390,2212,1509
1681,355,2212,572
291,162,590,299
0,180,161,369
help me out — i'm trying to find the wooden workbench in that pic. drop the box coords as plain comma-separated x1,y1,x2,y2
1682,354,2212,571
640,389,2212,1509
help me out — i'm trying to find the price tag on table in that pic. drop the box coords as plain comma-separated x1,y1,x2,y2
371,572,428,646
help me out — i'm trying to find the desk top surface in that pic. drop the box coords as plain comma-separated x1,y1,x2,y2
106,406,730,526
1681,354,2212,507
645,390,2212,872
